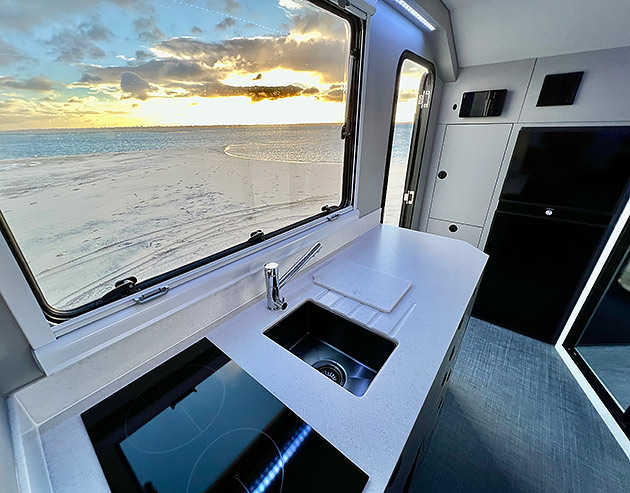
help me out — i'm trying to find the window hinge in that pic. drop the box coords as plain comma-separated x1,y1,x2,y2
248,230,265,245
403,190,415,205
418,90,431,109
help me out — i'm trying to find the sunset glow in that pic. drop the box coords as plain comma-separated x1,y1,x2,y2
0,0,351,130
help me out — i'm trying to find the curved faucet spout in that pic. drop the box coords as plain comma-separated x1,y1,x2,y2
264,242,322,310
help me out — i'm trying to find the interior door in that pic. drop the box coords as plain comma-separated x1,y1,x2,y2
382,52,434,228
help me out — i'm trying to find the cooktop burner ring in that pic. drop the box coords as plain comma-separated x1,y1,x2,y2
123,364,226,454
186,427,284,493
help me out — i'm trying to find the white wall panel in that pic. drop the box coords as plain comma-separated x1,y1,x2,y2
444,0,630,67
520,46,630,123
437,59,535,125
356,1,435,216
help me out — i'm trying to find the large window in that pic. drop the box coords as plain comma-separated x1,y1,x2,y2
0,0,359,322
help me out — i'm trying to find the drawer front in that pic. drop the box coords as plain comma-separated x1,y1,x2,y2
427,218,483,247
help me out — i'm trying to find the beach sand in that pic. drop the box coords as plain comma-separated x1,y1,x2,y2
0,145,342,310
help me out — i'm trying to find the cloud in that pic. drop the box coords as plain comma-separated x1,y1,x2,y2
279,0,303,10
222,0,241,13
0,0,142,32
289,10,346,39
319,87,343,102
0,76,54,91
151,34,347,83
120,71,153,100
78,73,103,84
0,39,29,66
216,17,237,31
398,89,419,102
73,5,350,103
134,14,165,42
191,26,203,34
185,82,303,102
135,50,152,62
45,17,111,62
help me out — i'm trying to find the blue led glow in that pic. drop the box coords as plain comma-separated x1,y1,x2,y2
250,424,312,493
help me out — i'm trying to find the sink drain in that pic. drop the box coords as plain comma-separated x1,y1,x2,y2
313,360,347,387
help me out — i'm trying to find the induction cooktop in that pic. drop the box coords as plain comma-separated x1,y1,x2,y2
82,339,368,493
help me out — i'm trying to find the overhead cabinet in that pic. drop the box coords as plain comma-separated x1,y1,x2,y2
429,124,513,227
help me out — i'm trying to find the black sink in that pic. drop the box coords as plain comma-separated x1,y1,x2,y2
264,301,397,397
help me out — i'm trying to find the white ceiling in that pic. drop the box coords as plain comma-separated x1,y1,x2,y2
440,0,630,66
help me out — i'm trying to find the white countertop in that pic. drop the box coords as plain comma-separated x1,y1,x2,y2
10,224,487,493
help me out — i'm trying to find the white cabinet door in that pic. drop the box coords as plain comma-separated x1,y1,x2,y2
427,218,483,247
430,124,512,227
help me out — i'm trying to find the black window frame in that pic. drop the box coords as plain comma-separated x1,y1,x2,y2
0,0,365,324
562,208,630,437
381,50,435,228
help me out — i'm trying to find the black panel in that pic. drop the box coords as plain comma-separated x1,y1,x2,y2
536,72,583,106
501,127,630,213
473,211,606,342
82,339,369,493
459,89,507,117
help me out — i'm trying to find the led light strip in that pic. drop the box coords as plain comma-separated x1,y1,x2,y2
393,0,437,31
250,424,313,493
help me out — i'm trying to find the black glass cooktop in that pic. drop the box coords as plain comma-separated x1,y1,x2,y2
82,339,368,493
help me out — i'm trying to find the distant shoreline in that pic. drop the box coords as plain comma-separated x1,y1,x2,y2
0,122,348,134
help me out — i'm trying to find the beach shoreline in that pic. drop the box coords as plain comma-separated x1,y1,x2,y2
0,145,343,310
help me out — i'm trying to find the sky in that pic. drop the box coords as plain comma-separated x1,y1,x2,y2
0,0,357,129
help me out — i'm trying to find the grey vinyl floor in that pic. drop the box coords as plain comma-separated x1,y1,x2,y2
577,345,630,410
409,318,630,493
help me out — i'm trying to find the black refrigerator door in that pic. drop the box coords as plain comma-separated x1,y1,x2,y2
473,211,607,342
501,127,630,213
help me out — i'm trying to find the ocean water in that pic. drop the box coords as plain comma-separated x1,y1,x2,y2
0,123,412,167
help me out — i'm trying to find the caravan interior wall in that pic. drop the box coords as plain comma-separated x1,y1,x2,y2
356,0,440,218
418,46,630,249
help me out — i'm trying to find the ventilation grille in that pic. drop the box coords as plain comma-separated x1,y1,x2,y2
536,72,584,107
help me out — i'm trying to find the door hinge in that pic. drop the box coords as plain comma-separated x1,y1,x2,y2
403,190,415,205
418,90,431,109
341,123,352,140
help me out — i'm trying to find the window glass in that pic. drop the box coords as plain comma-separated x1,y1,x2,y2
383,58,428,226
0,0,353,315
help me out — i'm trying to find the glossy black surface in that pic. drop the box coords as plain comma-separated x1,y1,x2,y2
459,89,507,117
474,211,606,342
536,72,583,106
501,127,630,213
474,126,630,342
82,339,368,492
264,301,397,397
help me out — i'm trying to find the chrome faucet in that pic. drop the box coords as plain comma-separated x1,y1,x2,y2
264,242,322,310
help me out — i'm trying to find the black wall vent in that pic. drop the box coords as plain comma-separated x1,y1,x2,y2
536,72,584,107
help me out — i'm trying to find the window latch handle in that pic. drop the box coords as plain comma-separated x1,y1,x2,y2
134,286,169,304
